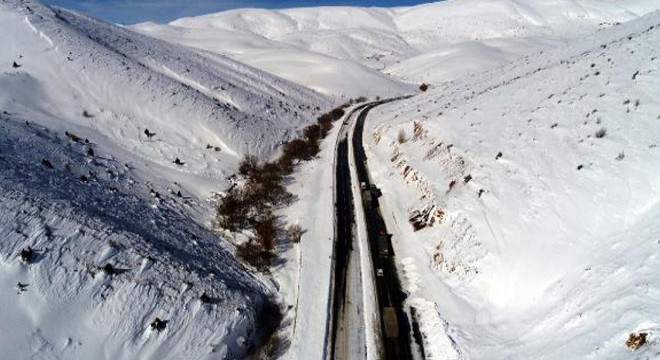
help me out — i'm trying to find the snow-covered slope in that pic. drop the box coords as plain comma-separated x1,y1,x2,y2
0,113,269,360
2,0,328,190
133,0,658,89
0,0,330,358
133,18,414,98
366,10,660,360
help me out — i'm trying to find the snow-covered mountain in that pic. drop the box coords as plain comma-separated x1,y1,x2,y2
133,0,657,92
0,0,329,359
365,8,660,360
3,0,660,359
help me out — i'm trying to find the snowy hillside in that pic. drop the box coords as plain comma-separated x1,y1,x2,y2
133,17,414,98
0,113,271,359
1,0,328,193
0,0,330,358
133,0,658,90
365,9,660,360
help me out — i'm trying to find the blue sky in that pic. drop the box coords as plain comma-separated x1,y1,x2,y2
43,0,434,24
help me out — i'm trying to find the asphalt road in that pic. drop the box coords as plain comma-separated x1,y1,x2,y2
352,102,413,360
329,99,414,360
330,103,371,360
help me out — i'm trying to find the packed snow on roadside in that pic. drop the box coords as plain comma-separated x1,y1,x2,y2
365,10,660,360
0,0,332,358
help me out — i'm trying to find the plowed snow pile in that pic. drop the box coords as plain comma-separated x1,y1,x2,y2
366,10,660,360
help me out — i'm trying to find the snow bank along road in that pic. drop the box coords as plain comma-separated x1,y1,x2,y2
329,99,415,360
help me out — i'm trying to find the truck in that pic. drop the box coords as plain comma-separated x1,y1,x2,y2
377,234,389,257
362,189,372,209
383,307,399,339
369,184,382,198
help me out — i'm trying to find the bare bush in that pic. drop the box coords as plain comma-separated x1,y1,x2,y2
239,154,259,177
255,211,278,257
237,240,268,270
219,104,351,271
237,212,279,270
316,106,346,137
282,139,316,163
595,127,607,138
626,332,647,350
246,298,286,359
287,223,304,243
216,191,249,231
397,129,407,144
245,164,292,208
303,124,321,144
412,121,427,141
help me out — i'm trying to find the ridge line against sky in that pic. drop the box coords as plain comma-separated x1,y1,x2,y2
43,0,438,24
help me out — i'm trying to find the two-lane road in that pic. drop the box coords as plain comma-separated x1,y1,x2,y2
329,98,414,360
329,103,371,360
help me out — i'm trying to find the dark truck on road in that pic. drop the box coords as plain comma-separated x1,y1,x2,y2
383,307,399,338
378,234,389,257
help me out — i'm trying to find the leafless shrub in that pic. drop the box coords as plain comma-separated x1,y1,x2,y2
412,121,427,141
216,191,250,232
237,240,269,270
219,104,351,270
239,154,259,177
397,129,407,144
625,332,647,350
595,128,607,138
246,298,286,360
286,223,304,243
282,138,318,162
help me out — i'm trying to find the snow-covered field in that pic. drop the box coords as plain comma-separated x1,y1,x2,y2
366,9,660,360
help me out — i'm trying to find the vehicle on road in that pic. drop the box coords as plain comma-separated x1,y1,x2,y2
377,268,384,277
383,307,399,339
369,184,382,198
378,234,389,257
362,189,373,209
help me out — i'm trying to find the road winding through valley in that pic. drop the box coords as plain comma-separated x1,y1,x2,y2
328,99,414,360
